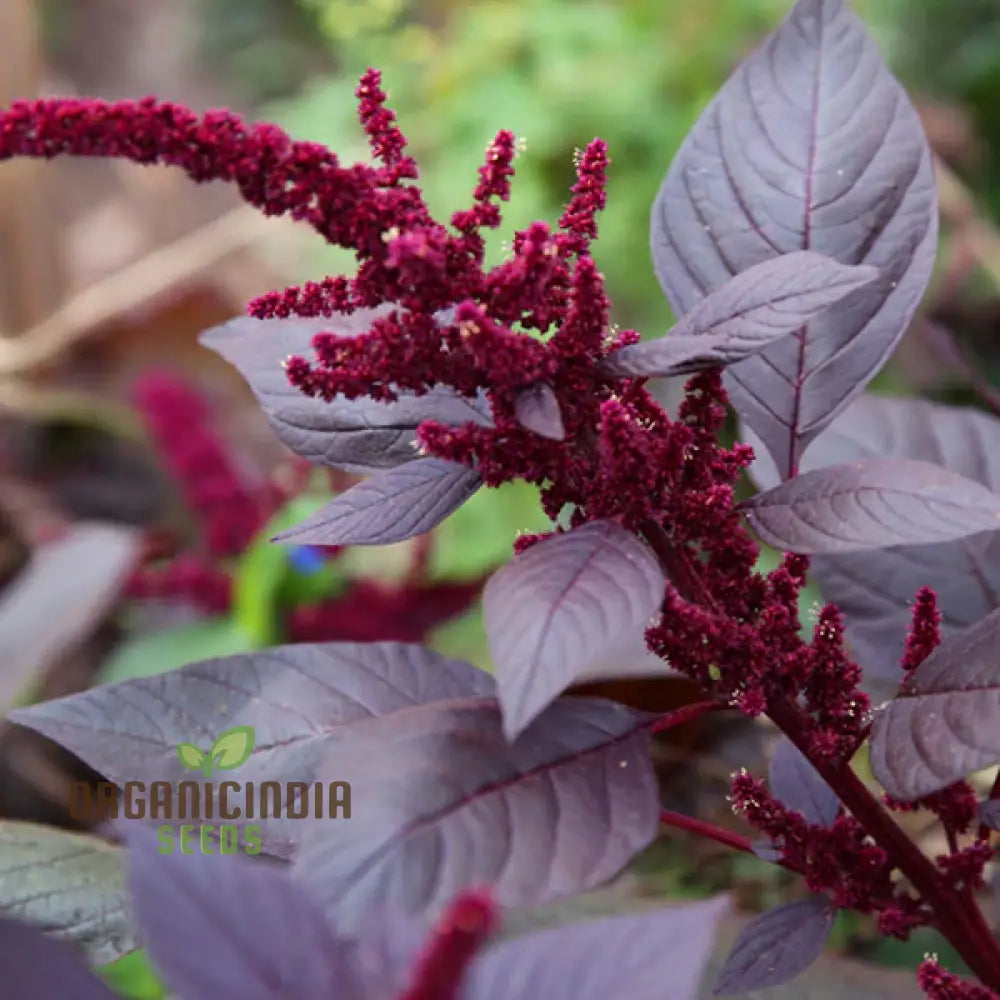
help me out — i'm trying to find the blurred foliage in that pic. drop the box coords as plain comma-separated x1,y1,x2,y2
198,0,333,103
300,0,410,42
98,616,258,685
883,0,1000,217
98,950,166,1000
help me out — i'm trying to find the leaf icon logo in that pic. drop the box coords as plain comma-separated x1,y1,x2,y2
176,726,255,778
208,725,255,774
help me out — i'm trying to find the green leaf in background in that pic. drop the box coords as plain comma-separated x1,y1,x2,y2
276,544,349,607
233,491,343,645
0,821,136,966
97,949,167,1000
97,617,259,685
425,600,491,672
428,480,551,581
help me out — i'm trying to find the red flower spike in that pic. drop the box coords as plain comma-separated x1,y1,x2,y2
355,68,417,179
451,130,517,237
130,371,267,558
558,138,609,258
936,842,994,892
125,557,234,615
919,958,1000,1000
730,771,919,925
249,275,352,319
397,888,499,1000
886,783,979,839
902,586,942,674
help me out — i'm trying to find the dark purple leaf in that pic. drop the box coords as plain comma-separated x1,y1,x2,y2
124,827,358,1000
482,520,667,739
742,459,1000,554
0,917,118,1000
751,840,784,864
652,0,937,479
291,696,659,930
979,800,1000,831
601,252,877,378
514,382,565,440
768,736,840,827
199,310,492,473
463,895,728,1000
713,896,835,994
8,642,493,859
744,394,1000,697
0,522,139,710
0,821,137,965
869,606,1000,799
271,458,482,547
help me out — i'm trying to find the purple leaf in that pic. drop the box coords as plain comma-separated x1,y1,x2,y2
869,606,1000,799
8,642,493,859
741,459,1000,554
979,800,1000,831
713,896,835,994
0,917,118,1000
124,827,358,1000
744,394,1000,697
463,895,729,1000
652,0,937,479
199,310,492,473
271,458,482,546
601,252,878,378
751,840,784,864
0,522,139,710
482,520,667,739
768,736,840,827
291,696,659,930
514,382,565,440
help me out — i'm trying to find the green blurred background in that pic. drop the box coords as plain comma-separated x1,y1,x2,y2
202,0,999,335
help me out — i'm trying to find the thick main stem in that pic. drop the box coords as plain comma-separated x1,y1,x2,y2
769,699,1000,989
643,523,1000,990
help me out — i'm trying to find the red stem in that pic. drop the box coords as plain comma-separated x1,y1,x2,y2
642,519,1000,990
650,700,722,734
768,697,1000,989
397,889,498,1000
659,809,756,855
639,520,719,611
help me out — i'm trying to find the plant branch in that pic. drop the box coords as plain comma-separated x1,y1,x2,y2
643,515,1000,990
768,697,1000,990
650,700,722,734
658,809,755,856
638,519,720,611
